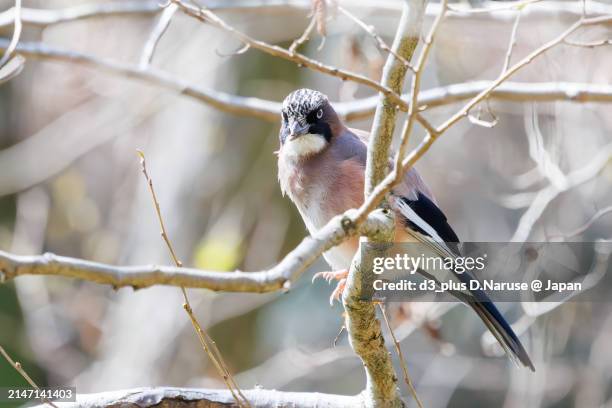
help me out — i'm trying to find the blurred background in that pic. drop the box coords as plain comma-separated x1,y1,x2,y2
0,0,611,407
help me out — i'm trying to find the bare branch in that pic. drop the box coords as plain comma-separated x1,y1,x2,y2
343,214,399,406
502,10,523,73
468,3,523,128
2,1,611,29
338,5,415,72
394,0,448,174
1,13,610,304
436,15,612,135
365,0,425,194
137,151,250,408
412,81,612,108
139,3,178,68
563,38,612,48
30,387,360,408
2,40,611,125
0,1,160,28
137,151,183,268
340,2,427,406
561,206,612,238
0,39,282,121
172,0,408,108
312,0,328,38
447,0,542,14
511,143,612,242
0,0,22,68
216,43,251,57
0,53,24,84
378,304,423,408
0,209,393,291
0,345,57,408
288,16,317,53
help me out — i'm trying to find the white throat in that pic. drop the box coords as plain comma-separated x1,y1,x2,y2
281,134,326,159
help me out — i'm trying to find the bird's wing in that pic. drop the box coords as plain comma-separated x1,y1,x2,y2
343,126,533,369
347,127,370,144
392,191,535,371
348,127,435,201
392,191,465,290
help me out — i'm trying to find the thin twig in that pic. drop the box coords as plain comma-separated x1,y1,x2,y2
342,2,426,405
377,304,423,408
137,151,182,267
447,0,542,14
511,143,612,241
503,11,523,72
338,5,415,72
0,0,22,68
0,211,394,291
469,4,523,128
562,206,612,238
289,16,317,54
312,0,328,38
435,15,612,135
354,15,612,226
2,40,611,124
364,0,425,194
215,43,250,58
2,1,611,29
136,151,250,408
0,53,24,84
139,2,178,68
563,38,612,47
394,0,447,171
171,0,409,109
0,345,58,408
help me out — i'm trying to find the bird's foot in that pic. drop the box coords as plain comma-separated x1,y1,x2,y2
312,269,348,306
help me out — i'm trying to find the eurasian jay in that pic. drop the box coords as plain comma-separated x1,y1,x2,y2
277,88,534,371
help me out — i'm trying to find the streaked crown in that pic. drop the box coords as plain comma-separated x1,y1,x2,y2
281,89,328,126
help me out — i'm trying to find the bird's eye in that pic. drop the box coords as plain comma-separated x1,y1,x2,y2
282,111,288,123
316,109,323,119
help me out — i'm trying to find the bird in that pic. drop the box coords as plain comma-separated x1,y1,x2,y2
276,88,535,371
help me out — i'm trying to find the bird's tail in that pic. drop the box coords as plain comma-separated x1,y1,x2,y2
469,299,535,372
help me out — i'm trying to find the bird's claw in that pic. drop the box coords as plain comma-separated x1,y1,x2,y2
312,269,349,306
312,269,348,284
329,278,347,306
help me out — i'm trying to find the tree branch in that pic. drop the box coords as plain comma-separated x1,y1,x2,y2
0,0,22,68
1,40,611,125
2,1,611,29
137,151,250,408
170,0,410,111
0,209,392,292
0,39,282,122
138,2,178,68
0,345,57,408
30,387,360,408
511,142,612,242
340,1,427,407
435,14,612,135
343,213,399,406
352,13,612,225
364,0,425,194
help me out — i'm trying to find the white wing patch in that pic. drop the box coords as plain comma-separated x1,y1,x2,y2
394,197,474,298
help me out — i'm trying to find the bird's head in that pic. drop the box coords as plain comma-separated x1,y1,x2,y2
278,89,340,159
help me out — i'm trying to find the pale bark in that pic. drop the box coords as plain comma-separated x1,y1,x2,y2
31,387,360,408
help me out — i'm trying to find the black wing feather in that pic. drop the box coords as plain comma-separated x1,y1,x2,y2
399,192,460,253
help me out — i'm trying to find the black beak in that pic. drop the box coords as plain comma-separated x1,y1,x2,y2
288,122,309,140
